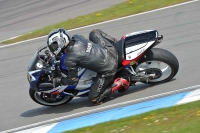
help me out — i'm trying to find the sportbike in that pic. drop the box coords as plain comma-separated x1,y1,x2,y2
27,30,179,106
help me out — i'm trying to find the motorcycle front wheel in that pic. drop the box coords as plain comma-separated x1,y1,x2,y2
29,88,73,106
135,48,179,84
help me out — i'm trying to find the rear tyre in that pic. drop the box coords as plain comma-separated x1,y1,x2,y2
29,88,73,106
135,48,179,84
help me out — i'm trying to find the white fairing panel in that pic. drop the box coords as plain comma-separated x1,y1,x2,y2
124,30,158,61
76,69,97,90
125,41,155,60
78,69,97,80
125,42,147,53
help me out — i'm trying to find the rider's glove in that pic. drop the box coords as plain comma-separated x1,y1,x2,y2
53,77,62,88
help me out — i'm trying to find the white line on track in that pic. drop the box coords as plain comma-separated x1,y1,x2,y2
0,0,199,49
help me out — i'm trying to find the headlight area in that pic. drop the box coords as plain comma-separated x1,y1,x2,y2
27,72,32,82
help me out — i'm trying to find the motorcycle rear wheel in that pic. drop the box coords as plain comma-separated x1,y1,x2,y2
29,88,73,106
135,48,179,84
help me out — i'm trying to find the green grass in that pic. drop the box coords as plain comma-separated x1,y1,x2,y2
1,0,190,44
64,100,200,133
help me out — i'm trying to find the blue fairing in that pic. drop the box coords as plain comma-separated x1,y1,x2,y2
60,53,68,71
29,70,45,91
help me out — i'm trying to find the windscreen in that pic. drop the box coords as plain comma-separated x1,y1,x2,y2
28,51,41,71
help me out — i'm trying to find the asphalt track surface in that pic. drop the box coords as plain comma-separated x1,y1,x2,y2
0,0,126,41
1,0,200,132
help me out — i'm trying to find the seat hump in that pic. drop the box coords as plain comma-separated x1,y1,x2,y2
114,39,125,66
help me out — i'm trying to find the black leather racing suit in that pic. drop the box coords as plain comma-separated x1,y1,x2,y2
61,29,118,104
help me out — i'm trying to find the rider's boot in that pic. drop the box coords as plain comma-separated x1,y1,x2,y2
95,77,130,104
94,29,117,45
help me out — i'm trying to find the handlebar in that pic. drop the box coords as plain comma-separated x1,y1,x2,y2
36,46,60,78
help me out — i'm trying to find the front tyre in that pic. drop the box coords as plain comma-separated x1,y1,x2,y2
29,88,73,106
135,48,179,84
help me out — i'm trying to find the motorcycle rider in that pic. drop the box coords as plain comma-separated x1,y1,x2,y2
47,28,130,104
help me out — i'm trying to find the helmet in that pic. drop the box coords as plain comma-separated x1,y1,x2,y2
47,28,70,55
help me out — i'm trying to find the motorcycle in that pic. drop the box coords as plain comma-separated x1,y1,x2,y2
27,30,179,106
